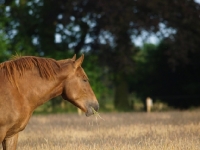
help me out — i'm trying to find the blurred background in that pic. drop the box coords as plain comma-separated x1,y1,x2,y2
1,0,200,113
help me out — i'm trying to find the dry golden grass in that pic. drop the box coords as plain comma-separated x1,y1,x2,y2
5,111,200,150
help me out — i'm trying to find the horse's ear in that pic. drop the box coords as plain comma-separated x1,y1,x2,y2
72,54,76,61
74,54,84,68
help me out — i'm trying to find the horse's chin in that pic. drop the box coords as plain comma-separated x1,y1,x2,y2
85,107,94,117
85,103,99,117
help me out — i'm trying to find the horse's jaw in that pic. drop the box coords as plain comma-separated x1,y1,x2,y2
65,98,99,117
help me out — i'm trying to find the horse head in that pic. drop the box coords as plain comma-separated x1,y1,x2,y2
61,54,99,116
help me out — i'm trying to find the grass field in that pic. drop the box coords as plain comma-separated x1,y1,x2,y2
5,111,200,150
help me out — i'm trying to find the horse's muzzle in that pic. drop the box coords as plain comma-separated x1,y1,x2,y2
85,102,99,117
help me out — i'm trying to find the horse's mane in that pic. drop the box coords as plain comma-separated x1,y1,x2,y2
0,56,60,84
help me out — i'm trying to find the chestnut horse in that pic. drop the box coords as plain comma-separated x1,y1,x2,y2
0,54,99,150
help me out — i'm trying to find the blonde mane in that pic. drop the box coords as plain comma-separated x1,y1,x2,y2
0,56,60,84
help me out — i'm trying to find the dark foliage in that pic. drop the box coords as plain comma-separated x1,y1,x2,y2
1,0,200,109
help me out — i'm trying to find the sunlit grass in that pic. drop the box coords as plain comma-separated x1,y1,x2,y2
13,111,200,150
91,107,104,121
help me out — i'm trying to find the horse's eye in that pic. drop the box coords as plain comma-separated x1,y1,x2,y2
83,79,87,82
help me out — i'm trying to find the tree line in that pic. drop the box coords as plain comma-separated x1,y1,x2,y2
1,0,200,110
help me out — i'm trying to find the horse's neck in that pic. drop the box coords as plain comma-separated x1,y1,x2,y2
17,68,65,109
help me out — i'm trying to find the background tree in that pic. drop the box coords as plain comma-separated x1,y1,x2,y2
1,0,200,110
132,42,200,108
136,0,200,68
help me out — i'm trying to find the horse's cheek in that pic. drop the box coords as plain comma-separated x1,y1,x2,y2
62,86,74,101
